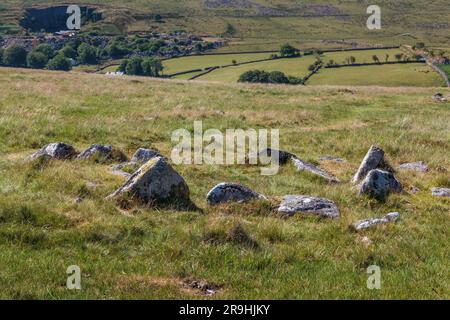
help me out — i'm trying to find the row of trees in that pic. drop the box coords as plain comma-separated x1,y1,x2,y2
238,70,303,85
326,53,420,67
118,56,163,77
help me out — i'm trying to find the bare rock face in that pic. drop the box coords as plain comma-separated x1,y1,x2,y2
277,195,340,218
291,157,339,183
107,157,191,206
206,183,266,205
431,188,450,197
358,169,403,201
350,212,400,231
131,148,162,163
398,161,428,172
77,144,128,163
27,142,77,161
352,145,390,183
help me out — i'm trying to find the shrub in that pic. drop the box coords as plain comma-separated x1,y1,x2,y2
3,45,28,67
60,45,77,59
120,57,164,77
268,71,289,84
47,54,72,71
125,57,144,76
238,70,270,83
0,48,3,66
27,51,49,69
34,43,55,59
77,43,98,65
280,43,300,57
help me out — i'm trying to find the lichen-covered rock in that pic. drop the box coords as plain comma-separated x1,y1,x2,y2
350,212,400,231
358,169,403,201
432,93,447,102
431,187,450,197
206,183,266,205
277,195,340,218
131,148,162,163
77,144,128,163
27,142,77,161
399,161,428,172
352,145,390,183
107,157,190,206
291,157,339,183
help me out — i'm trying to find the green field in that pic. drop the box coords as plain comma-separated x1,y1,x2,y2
195,55,317,82
163,53,274,75
308,64,445,87
322,49,406,65
0,67,449,299
439,64,450,78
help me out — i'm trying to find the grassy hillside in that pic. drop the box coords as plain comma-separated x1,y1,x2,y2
1,1,450,49
0,67,449,299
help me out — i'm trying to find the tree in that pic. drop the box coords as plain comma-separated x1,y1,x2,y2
141,57,163,77
60,45,77,59
349,56,356,64
395,53,404,62
34,43,55,59
27,51,48,69
0,48,4,66
280,44,300,57
107,42,130,59
385,54,389,62
372,55,380,63
77,43,98,65
47,54,72,71
268,71,289,84
125,57,144,76
3,45,27,67
238,70,270,83
223,23,237,37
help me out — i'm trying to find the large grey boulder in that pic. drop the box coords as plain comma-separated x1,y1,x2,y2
277,195,340,218
352,145,390,184
77,144,128,163
358,169,403,201
131,148,162,163
398,161,428,172
107,157,191,206
431,188,450,197
27,142,77,161
291,157,339,183
350,212,400,231
206,183,266,205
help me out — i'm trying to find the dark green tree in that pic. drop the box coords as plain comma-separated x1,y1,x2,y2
125,57,144,76
3,45,27,67
34,43,55,59
280,44,300,57
60,45,77,59
77,43,98,65
27,51,49,69
47,54,72,71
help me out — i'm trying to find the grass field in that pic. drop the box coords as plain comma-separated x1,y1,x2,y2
439,64,450,79
195,55,317,82
0,67,449,299
322,49,406,65
308,64,445,87
162,53,275,75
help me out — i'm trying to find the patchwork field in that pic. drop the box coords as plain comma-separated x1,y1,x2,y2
0,67,449,299
308,64,445,87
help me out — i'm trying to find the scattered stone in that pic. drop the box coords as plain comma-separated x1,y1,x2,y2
431,187,450,197
432,92,447,102
75,197,83,204
107,157,191,207
399,161,428,172
258,148,296,165
352,145,391,183
206,183,266,205
358,169,403,201
277,195,340,218
350,212,400,231
183,279,220,296
319,155,346,163
410,186,420,194
359,236,372,246
291,157,339,182
131,148,162,163
27,142,77,161
77,144,128,163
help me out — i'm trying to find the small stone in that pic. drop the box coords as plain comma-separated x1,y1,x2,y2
75,197,83,204
277,195,340,218
291,157,339,182
131,148,162,163
27,142,77,161
350,212,400,231
77,144,128,163
206,183,266,205
398,161,428,172
107,157,191,207
358,169,402,201
432,93,447,102
410,186,420,194
431,187,450,197
319,156,346,163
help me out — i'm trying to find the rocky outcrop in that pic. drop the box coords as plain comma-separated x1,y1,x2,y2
399,161,428,172
431,187,450,197
350,212,400,231
277,195,339,218
27,142,77,161
107,157,191,207
77,144,128,163
206,182,266,205
352,145,390,183
358,169,402,201
131,148,162,163
291,157,339,182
